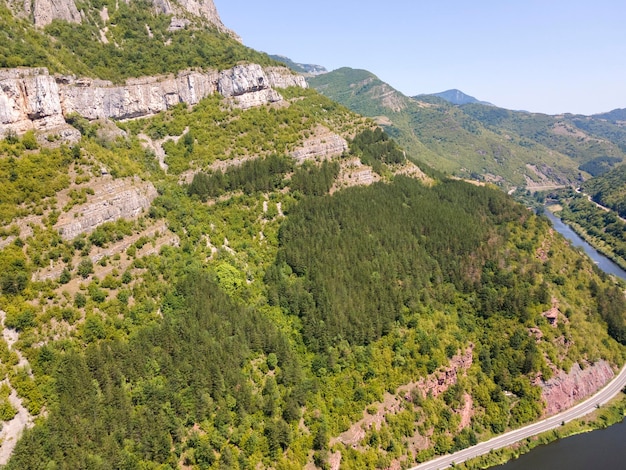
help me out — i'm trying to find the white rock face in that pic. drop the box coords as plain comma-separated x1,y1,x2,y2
218,64,269,98
55,177,158,240
14,0,239,39
0,68,67,134
60,70,219,120
150,0,173,15
291,126,348,163
148,0,239,38
0,65,306,135
218,65,285,109
225,89,282,110
264,66,308,90
31,0,82,27
177,0,222,27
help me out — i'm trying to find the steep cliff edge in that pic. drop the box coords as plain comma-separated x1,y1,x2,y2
9,0,236,36
0,68,67,134
31,0,82,27
0,65,306,135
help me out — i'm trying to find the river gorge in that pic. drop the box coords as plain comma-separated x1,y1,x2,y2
494,209,626,470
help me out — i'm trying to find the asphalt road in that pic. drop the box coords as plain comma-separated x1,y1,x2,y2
410,363,626,470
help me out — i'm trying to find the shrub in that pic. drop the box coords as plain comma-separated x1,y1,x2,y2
77,258,93,278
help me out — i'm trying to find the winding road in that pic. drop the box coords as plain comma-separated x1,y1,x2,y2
410,363,626,470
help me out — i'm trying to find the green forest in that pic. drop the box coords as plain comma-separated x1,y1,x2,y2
0,1,276,81
4,111,625,467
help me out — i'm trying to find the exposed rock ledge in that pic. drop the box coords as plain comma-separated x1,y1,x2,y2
290,125,348,163
541,360,615,416
15,0,237,38
0,65,307,135
55,176,158,240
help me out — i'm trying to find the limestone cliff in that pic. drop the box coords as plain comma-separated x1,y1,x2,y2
55,176,158,240
31,0,82,27
175,0,230,32
10,0,236,36
0,68,70,134
290,125,348,163
147,0,239,38
59,70,220,121
0,65,307,135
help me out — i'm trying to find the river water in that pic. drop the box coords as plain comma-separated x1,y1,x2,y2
543,209,626,279
495,208,626,470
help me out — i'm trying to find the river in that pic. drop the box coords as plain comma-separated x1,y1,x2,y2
494,208,626,470
494,420,626,470
543,209,626,279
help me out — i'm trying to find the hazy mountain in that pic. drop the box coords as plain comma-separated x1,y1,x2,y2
593,108,626,122
424,88,494,106
268,54,328,76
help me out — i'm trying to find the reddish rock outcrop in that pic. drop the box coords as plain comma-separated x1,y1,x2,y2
541,360,614,416
406,346,474,399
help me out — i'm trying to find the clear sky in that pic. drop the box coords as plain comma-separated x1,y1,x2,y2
214,0,626,115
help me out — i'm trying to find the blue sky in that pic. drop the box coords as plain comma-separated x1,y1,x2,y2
214,0,626,115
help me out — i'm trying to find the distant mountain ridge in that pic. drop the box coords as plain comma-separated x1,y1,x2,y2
593,108,626,122
308,67,626,189
269,55,327,76
425,88,494,106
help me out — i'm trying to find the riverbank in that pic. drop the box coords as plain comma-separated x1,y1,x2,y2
418,203,626,470
455,392,626,470
546,203,626,273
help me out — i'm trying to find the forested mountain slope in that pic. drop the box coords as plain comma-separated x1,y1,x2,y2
550,164,626,271
1,3,626,470
309,68,626,190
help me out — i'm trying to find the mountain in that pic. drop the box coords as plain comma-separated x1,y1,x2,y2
1,3,626,470
309,67,626,190
426,88,493,106
269,54,328,76
593,108,626,122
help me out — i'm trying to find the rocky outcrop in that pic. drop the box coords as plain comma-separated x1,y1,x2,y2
59,70,219,120
332,347,474,451
217,64,283,109
55,176,158,240
264,66,308,89
291,126,348,163
14,0,237,38
332,157,381,192
175,0,232,33
407,346,474,399
0,65,307,136
541,360,615,416
291,125,348,163
0,68,67,133
145,0,239,38
31,0,82,27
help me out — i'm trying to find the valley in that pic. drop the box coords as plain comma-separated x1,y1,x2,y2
0,1,626,469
